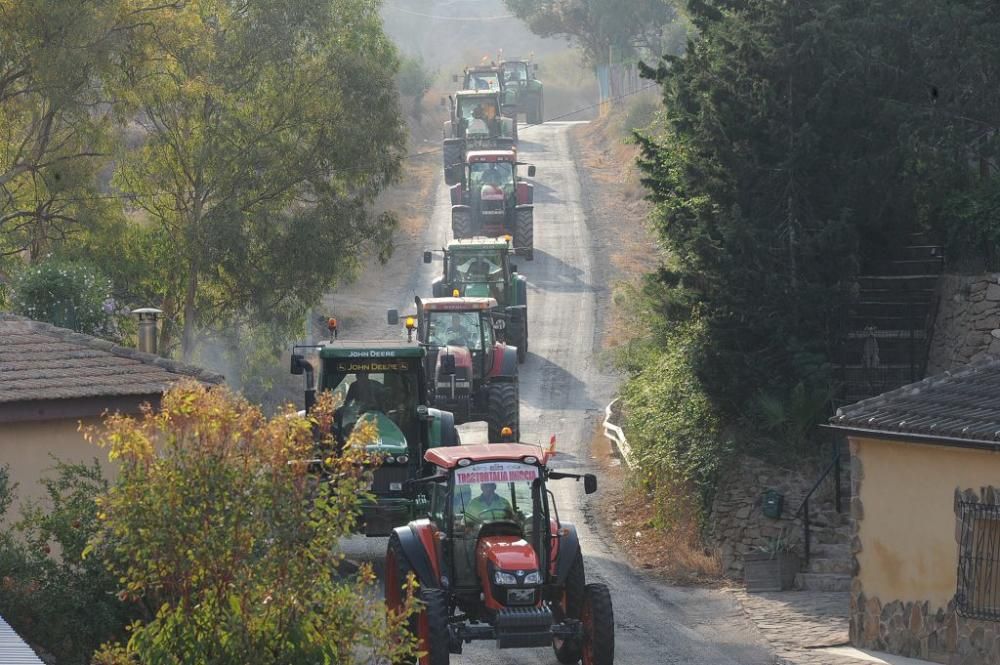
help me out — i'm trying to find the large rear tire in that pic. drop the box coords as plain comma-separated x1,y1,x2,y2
452,209,472,239
553,553,586,663
442,141,462,185
417,588,451,665
486,382,519,442
581,583,614,665
515,208,534,261
516,314,528,363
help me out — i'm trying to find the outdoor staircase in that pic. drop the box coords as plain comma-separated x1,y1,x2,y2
794,440,854,592
835,235,944,405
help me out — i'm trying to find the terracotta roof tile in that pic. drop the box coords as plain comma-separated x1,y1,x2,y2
0,313,224,403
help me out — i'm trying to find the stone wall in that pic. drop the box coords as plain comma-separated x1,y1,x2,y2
708,455,825,577
849,453,1000,665
926,274,1000,375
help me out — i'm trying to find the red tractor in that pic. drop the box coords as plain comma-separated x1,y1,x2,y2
385,444,615,665
450,150,535,260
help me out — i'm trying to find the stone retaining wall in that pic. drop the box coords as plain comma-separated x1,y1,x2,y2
926,274,1000,375
708,455,824,577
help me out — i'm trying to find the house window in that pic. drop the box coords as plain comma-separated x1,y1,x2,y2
957,500,1000,620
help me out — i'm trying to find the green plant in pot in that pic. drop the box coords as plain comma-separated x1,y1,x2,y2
743,531,801,591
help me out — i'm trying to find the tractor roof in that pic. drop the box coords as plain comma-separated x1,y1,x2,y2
456,89,499,99
318,340,424,359
466,66,500,73
467,150,517,162
445,237,512,251
420,297,497,311
425,443,550,469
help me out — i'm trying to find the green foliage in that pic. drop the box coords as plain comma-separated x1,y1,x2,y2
938,176,1000,271
618,318,732,514
86,382,418,664
504,0,683,66
0,460,134,665
10,260,113,335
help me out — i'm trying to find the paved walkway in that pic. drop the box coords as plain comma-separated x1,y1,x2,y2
728,589,861,664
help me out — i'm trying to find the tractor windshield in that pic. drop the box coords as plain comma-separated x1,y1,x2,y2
427,310,491,350
453,462,538,530
321,360,421,445
470,161,514,191
449,251,505,285
458,98,499,137
503,62,529,83
467,71,500,91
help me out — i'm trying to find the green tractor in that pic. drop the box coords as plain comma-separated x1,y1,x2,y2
456,65,518,123
442,89,517,185
500,57,543,124
289,330,459,537
425,236,529,363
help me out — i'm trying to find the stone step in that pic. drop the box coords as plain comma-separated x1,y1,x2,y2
851,301,934,318
857,274,940,291
854,288,936,304
899,245,944,261
794,572,852,592
885,258,946,276
805,556,853,576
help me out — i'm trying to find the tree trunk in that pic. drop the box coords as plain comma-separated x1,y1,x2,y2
181,268,198,362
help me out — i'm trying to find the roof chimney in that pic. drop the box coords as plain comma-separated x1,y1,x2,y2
132,308,163,355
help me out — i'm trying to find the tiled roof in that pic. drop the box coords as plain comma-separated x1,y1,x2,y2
0,615,44,664
830,357,1000,445
0,313,224,404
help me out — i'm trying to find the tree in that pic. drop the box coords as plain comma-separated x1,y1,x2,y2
86,382,419,664
112,0,406,359
503,0,681,66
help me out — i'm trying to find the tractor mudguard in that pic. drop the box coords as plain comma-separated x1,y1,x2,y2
427,407,459,446
488,343,519,379
450,184,464,206
393,524,439,588
432,277,447,298
554,523,581,585
515,277,528,307
517,181,533,206
515,203,533,213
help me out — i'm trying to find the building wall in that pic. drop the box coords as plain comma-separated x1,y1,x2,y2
0,417,116,519
926,274,1000,375
850,436,1000,663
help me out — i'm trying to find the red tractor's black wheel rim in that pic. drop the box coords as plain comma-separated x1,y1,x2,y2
582,599,595,665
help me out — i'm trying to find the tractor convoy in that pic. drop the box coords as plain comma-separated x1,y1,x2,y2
288,54,615,664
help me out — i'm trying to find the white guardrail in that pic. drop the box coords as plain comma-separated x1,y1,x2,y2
602,398,635,469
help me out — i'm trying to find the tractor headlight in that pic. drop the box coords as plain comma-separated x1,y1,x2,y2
396,455,409,464
523,571,541,585
493,570,518,586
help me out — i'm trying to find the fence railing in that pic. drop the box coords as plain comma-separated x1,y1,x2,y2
602,398,635,469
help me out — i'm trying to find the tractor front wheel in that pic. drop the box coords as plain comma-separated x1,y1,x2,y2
486,382,519,442
581,583,614,665
417,588,451,665
386,534,420,665
515,208,534,261
553,553,586,663
452,209,472,239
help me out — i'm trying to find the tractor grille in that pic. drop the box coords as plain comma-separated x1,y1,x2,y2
371,465,409,495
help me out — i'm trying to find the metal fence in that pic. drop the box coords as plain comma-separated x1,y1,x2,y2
957,500,1000,620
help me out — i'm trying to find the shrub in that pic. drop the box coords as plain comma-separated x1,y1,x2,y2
11,260,113,335
0,460,133,665
86,382,418,665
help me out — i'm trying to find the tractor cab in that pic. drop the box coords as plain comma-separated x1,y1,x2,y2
499,57,543,124
385,445,614,663
451,91,505,142
461,66,503,94
389,297,520,441
450,150,535,244
289,338,459,536
426,236,530,363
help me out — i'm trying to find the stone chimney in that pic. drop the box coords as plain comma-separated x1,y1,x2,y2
132,308,163,355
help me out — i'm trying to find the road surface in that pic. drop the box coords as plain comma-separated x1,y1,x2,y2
330,121,776,664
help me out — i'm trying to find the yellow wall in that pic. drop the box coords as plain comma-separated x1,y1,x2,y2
0,418,116,519
855,436,1000,608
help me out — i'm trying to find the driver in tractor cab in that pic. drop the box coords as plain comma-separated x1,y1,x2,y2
446,314,471,343
464,482,513,523
468,256,492,281
468,105,489,135
346,372,385,413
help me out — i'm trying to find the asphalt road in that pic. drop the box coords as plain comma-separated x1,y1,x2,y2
334,121,776,664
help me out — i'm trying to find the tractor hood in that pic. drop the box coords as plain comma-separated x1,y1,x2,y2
478,536,540,573
462,282,491,298
435,345,474,372
354,411,408,456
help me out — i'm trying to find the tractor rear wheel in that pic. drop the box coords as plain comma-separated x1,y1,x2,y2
443,141,462,185
452,209,472,239
417,588,451,665
386,534,420,665
486,382,519,442
581,584,614,665
515,208,534,261
516,314,528,363
553,553,586,663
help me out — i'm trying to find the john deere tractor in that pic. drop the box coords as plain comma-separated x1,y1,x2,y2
442,90,517,184
450,150,535,260
389,297,519,442
500,57,543,124
457,65,518,123
425,237,529,363
289,333,459,536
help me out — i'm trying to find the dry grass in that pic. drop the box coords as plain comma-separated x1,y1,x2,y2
590,426,724,585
